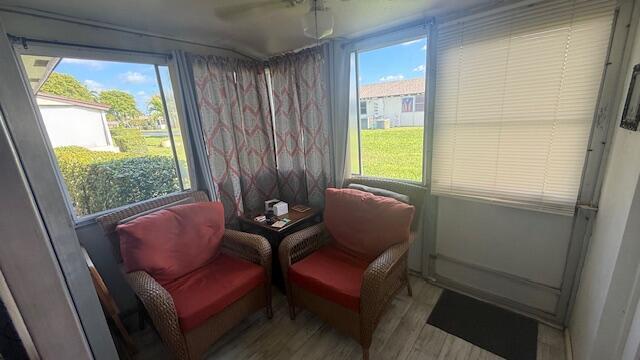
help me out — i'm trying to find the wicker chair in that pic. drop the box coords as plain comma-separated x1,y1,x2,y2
279,187,416,360
97,191,272,360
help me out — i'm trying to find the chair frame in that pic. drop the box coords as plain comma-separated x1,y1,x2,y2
97,190,272,360
279,223,411,360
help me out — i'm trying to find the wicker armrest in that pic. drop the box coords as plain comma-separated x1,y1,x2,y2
126,271,188,359
279,223,329,273
221,229,272,275
359,241,410,345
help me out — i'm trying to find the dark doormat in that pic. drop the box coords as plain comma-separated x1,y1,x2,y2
427,290,538,360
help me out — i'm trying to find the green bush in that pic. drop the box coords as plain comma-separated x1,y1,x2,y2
110,128,147,153
54,146,179,216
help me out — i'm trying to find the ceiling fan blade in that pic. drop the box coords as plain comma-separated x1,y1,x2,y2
214,0,299,19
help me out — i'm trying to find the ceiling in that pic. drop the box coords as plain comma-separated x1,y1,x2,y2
0,0,492,58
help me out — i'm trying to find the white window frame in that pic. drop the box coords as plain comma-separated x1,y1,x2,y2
13,40,197,223
347,23,430,185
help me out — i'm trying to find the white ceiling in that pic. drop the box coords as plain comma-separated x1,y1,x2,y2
0,0,492,58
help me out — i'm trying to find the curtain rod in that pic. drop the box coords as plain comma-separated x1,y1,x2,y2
9,34,174,59
0,6,260,61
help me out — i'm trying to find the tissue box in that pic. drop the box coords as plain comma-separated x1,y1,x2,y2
273,201,288,216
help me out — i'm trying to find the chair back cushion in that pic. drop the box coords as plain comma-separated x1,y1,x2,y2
117,202,225,285
324,188,415,262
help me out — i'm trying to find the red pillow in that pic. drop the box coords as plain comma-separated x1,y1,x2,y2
324,188,415,262
117,202,225,285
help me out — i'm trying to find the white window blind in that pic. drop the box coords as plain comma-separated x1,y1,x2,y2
431,0,616,215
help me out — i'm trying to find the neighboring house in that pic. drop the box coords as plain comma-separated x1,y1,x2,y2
359,78,425,128
36,93,118,151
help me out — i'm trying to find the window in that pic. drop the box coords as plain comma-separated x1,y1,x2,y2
415,94,425,112
431,0,616,215
360,101,367,115
401,97,414,113
350,37,427,182
20,54,191,218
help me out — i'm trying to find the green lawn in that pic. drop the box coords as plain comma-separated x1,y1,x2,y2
359,127,424,182
143,127,424,183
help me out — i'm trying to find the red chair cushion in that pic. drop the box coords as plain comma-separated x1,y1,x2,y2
289,245,369,312
324,188,415,262
117,202,225,285
165,253,265,332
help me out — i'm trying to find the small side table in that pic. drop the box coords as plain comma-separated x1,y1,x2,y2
239,206,321,292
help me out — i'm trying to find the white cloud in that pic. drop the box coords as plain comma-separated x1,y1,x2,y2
413,65,426,72
119,71,149,84
379,74,404,82
401,39,421,46
136,91,147,96
83,79,104,92
62,58,105,70
422,44,427,51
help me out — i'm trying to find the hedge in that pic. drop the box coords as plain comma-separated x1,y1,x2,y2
110,128,147,153
55,146,179,216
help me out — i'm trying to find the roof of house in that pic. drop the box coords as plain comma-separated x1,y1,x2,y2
36,92,111,111
360,78,425,99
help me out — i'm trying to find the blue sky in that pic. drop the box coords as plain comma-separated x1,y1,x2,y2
54,59,161,113
358,37,427,85
51,37,426,112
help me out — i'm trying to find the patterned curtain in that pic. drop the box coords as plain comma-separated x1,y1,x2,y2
269,46,334,207
191,56,279,223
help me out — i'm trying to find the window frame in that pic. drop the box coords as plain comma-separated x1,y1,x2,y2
347,26,430,185
13,42,196,223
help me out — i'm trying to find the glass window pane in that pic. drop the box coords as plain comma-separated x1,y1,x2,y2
158,65,191,189
20,55,188,218
356,38,427,182
349,52,361,175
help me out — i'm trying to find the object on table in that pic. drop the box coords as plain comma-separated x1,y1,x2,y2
271,220,287,228
292,205,311,212
265,199,280,212
273,201,288,216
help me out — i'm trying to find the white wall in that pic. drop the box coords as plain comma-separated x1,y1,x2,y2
435,197,572,313
39,105,112,149
569,10,640,360
363,95,425,127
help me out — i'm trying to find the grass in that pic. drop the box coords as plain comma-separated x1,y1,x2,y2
359,127,424,182
143,127,425,183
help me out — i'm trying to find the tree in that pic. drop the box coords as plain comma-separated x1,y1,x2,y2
40,73,95,102
147,95,165,125
98,90,141,126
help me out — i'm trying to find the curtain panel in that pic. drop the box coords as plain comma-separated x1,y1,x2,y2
269,46,335,207
191,56,279,222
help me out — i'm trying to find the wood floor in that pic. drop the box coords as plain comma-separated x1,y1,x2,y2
133,276,566,360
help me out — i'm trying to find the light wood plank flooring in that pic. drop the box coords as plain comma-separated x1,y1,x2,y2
133,276,566,360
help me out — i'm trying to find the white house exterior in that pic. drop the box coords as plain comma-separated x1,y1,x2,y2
36,93,118,151
360,78,425,128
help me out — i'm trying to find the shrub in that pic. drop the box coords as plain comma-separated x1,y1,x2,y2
54,146,179,216
110,128,147,153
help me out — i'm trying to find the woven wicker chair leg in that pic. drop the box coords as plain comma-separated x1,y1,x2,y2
362,346,370,360
406,275,413,297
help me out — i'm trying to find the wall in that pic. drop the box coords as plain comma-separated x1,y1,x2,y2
569,11,640,359
434,198,573,313
362,95,425,127
39,105,112,149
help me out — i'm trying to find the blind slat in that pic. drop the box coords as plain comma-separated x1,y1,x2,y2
432,0,615,215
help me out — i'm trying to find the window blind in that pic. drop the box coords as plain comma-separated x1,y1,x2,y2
431,0,616,215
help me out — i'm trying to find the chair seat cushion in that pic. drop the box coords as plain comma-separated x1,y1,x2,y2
117,202,225,285
165,253,265,332
289,245,369,312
